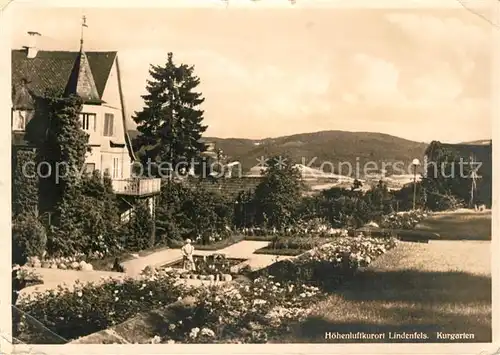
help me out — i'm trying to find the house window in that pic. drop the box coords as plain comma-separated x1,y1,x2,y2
80,113,96,132
12,110,29,131
84,163,96,174
104,113,114,137
112,158,120,178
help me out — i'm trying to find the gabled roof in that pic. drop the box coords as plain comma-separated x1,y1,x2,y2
11,49,117,102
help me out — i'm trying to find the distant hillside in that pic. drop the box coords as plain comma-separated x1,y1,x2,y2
459,139,492,145
205,131,429,176
128,129,429,177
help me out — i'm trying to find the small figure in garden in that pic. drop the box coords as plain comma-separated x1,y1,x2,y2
111,257,125,272
181,239,196,271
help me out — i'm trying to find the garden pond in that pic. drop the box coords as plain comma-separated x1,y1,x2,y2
163,254,248,276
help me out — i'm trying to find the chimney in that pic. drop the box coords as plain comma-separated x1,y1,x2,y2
24,31,41,58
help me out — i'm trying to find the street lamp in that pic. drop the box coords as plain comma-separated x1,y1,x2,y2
412,158,420,210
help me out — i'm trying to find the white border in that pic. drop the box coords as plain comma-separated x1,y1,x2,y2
1,1,498,355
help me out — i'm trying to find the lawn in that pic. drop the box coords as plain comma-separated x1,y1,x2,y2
274,239,491,343
414,210,491,241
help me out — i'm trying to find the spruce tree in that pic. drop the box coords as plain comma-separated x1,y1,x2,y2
133,52,207,177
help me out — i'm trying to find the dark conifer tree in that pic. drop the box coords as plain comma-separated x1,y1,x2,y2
133,52,207,177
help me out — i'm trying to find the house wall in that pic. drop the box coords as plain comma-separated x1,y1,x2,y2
80,58,132,179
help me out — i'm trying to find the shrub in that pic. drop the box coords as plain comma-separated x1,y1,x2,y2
363,181,394,221
253,156,303,229
120,200,154,251
425,191,465,211
393,182,425,211
156,182,193,244
12,213,47,265
156,182,233,246
267,235,333,251
182,187,233,244
234,190,257,228
12,149,39,217
47,173,122,257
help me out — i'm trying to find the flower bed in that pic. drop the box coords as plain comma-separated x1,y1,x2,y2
242,221,344,240
257,236,398,290
152,278,325,343
379,210,427,230
253,234,341,256
14,269,195,343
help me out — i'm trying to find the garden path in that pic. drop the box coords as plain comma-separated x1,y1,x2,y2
19,240,283,300
18,268,126,299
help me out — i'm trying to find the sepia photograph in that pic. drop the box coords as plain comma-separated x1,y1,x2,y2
4,0,496,350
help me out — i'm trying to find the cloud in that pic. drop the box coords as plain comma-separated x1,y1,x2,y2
341,51,471,109
184,50,332,117
340,53,406,105
405,62,464,105
385,13,489,52
355,53,404,104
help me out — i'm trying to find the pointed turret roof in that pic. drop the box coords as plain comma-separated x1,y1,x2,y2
64,47,102,104
12,78,35,110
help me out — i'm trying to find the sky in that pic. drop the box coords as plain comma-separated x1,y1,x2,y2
9,2,494,143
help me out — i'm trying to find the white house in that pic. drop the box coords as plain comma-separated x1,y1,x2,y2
11,32,161,197
12,32,134,179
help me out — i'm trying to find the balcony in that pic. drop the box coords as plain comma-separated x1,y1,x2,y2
112,178,162,196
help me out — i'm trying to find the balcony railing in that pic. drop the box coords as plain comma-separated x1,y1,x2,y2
112,178,161,196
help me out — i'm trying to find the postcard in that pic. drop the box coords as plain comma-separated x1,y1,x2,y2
2,0,498,354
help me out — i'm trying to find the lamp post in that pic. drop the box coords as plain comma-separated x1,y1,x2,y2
412,158,421,210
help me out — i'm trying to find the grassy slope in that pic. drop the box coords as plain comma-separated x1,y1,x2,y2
273,212,492,343
415,210,491,241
